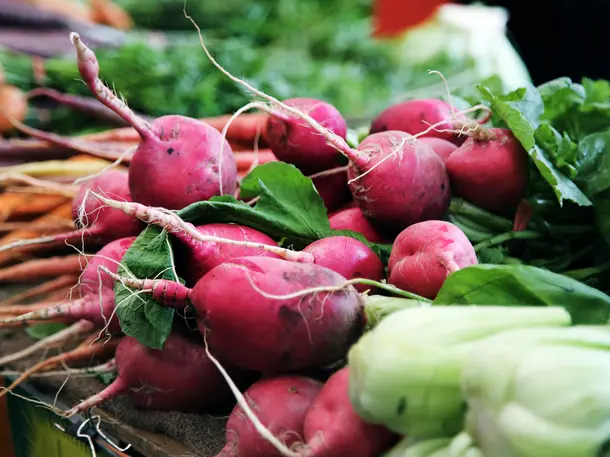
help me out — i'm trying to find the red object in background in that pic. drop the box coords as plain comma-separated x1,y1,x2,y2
372,0,450,38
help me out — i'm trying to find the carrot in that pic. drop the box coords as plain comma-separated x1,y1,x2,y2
200,112,269,143
89,0,134,30
1,193,69,222
0,202,74,266
0,220,74,234
8,118,131,162
0,254,84,283
0,336,120,399
235,149,277,170
76,112,268,145
0,274,78,306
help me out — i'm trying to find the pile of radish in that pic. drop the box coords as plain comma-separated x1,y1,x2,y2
0,28,561,457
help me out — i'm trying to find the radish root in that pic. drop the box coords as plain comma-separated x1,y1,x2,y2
85,191,315,263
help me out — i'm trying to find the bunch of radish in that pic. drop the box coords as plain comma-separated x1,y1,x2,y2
0,26,536,457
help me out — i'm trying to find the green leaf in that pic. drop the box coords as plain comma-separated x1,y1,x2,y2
96,371,117,386
534,124,578,178
179,162,330,248
24,323,68,341
114,226,177,349
576,132,610,197
178,162,392,259
477,84,591,207
434,264,610,324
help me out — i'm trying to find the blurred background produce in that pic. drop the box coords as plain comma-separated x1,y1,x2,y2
0,0,531,136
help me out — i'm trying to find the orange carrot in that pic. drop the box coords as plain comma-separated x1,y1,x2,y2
0,274,78,306
234,149,277,170
0,201,74,266
77,112,269,144
0,220,74,234
0,193,68,222
0,254,85,283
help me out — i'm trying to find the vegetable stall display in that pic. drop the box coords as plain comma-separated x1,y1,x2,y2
0,19,609,457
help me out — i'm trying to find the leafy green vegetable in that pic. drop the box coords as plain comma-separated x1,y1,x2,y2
114,226,177,349
434,264,610,324
477,84,592,207
24,323,68,341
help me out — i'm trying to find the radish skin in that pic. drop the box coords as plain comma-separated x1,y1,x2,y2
419,137,458,163
302,237,384,293
369,98,469,145
216,376,323,457
302,367,398,457
445,128,529,212
310,167,351,213
264,98,348,174
388,220,478,299
329,208,385,244
189,257,365,372
102,256,366,373
173,223,282,286
69,33,237,210
65,331,248,416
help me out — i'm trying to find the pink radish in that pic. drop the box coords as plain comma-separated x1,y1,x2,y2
347,132,451,230
264,98,348,174
388,220,477,299
65,330,250,416
173,222,282,286
302,236,384,293
86,193,314,272
69,33,237,210
0,170,142,254
216,376,323,457
310,167,351,213
369,98,469,145
301,367,398,457
0,236,136,332
445,128,529,212
419,137,458,163
100,256,365,373
329,207,384,244
188,33,452,231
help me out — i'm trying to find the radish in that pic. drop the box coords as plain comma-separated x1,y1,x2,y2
347,131,451,230
65,330,249,416
173,222,283,286
419,137,458,163
369,98,469,145
0,170,142,254
445,128,529,212
0,236,136,332
189,32,452,231
310,167,352,213
329,207,385,244
301,367,398,457
264,98,348,174
100,256,365,373
302,236,384,294
69,33,237,210
216,376,323,457
85,193,314,271
388,220,477,299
